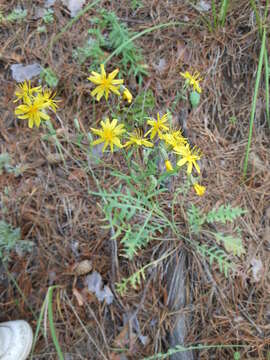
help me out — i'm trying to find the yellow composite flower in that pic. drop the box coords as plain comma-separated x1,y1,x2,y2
193,183,206,196
14,80,41,103
15,95,50,128
41,89,58,112
175,143,202,174
146,113,169,140
91,117,125,153
124,129,153,148
180,71,202,93
122,87,133,103
165,159,173,172
161,128,187,150
88,64,124,101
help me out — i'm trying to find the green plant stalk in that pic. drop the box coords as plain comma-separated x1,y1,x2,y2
186,1,213,32
219,0,229,27
249,0,270,127
3,264,37,320
249,0,262,35
211,0,217,28
31,286,63,359
104,22,186,65
141,343,246,360
30,296,47,359
47,287,64,360
49,0,102,52
265,48,270,127
243,27,266,178
264,2,270,127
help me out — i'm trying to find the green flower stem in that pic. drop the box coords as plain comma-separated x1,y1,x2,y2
243,27,266,178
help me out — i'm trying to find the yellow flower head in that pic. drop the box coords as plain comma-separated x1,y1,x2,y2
91,117,125,153
41,89,59,112
146,113,169,140
161,128,187,149
88,64,124,101
124,129,153,148
180,71,202,93
165,159,173,172
122,87,133,103
15,95,50,128
14,80,41,103
193,183,206,196
175,143,202,174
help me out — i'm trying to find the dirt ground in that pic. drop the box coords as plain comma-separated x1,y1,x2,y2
1,1,270,359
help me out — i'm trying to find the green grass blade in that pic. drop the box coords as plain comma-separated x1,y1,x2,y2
211,0,217,28
49,0,102,51
264,2,270,127
243,27,266,178
219,0,229,27
104,22,186,65
265,48,270,127
47,286,64,360
249,0,262,35
30,295,47,359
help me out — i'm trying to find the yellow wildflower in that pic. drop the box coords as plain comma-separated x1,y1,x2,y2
193,183,206,196
180,71,202,93
91,117,125,153
124,129,153,148
15,95,50,128
88,64,123,101
14,80,41,103
165,160,173,172
122,87,133,103
41,89,58,112
161,128,187,149
146,113,169,140
175,143,202,174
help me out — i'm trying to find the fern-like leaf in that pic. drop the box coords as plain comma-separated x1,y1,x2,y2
196,244,235,277
206,205,246,224
215,233,245,256
187,205,205,234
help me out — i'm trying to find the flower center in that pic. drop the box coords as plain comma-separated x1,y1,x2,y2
29,105,38,116
102,77,111,89
104,129,113,141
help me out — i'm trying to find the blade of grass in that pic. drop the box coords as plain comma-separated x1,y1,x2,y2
249,0,262,35
47,286,64,360
30,294,47,359
104,21,193,65
48,0,102,53
218,0,229,27
211,0,217,28
186,1,213,32
264,48,270,127
243,27,266,178
3,264,37,320
263,1,270,127
31,286,63,359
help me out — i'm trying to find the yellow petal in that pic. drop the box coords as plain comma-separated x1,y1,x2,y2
108,68,119,80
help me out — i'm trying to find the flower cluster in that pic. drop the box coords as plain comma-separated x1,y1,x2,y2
14,81,58,128
90,111,205,195
13,65,205,196
88,64,205,195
